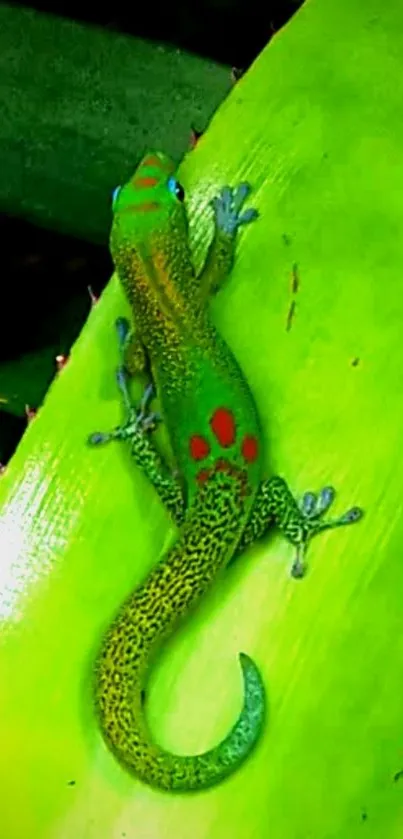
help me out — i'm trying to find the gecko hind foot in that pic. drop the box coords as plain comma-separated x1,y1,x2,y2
291,485,364,579
212,183,259,236
299,485,337,518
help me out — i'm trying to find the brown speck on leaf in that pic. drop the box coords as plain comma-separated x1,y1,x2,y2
189,127,203,149
351,357,360,367
393,769,403,782
67,780,76,786
361,810,368,822
286,300,296,332
291,263,299,294
25,405,37,423
282,233,291,246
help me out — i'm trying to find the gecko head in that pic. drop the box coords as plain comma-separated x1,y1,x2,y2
109,151,188,265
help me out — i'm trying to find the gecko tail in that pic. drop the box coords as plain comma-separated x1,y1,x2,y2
99,651,266,792
95,473,267,792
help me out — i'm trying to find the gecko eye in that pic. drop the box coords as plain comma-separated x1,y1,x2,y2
167,176,185,202
111,185,121,208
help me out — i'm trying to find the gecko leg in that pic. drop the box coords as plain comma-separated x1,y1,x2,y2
197,182,258,298
236,476,363,577
88,326,185,524
115,316,150,379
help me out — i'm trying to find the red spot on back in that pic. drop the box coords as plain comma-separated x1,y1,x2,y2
196,468,211,484
142,154,166,169
241,434,259,463
189,435,210,461
210,407,236,448
132,176,160,188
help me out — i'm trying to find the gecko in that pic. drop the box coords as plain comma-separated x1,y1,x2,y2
88,150,363,793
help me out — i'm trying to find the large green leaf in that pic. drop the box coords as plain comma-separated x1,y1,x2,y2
1,0,403,836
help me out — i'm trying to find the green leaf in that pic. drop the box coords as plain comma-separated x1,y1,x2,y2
1,0,403,836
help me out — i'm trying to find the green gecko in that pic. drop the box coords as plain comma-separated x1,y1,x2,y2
88,150,363,793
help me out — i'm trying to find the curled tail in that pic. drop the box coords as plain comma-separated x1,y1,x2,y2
96,645,265,792
94,475,266,792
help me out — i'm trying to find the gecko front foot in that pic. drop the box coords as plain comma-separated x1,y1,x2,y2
212,183,259,236
291,485,363,579
88,372,161,447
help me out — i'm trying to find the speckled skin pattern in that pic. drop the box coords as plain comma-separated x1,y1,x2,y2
90,151,363,792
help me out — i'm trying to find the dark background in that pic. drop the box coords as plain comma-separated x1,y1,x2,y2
7,0,301,67
0,0,302,464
